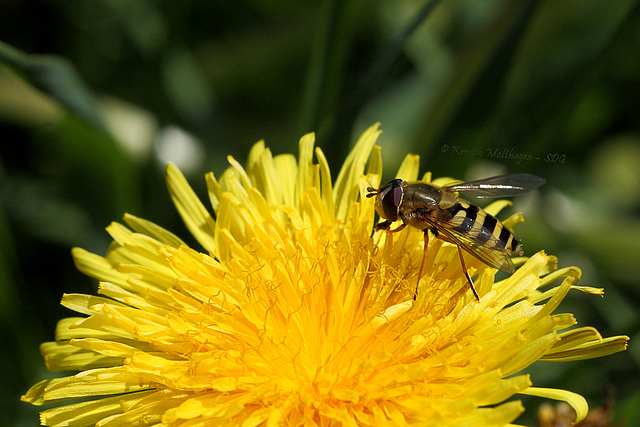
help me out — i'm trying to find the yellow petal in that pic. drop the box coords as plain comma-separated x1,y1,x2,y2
542,330,629,361
395,153,420,181
123,213,186,248
521,386,588,424
333,123,382,220
166,163,217,253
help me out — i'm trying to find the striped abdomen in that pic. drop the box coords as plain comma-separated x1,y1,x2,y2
447,202,522,255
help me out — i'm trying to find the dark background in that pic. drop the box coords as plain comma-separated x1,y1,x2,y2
1,0,639,425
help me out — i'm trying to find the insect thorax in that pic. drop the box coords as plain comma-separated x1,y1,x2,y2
401,183,442,209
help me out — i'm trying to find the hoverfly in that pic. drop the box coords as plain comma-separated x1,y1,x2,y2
366,174,545,301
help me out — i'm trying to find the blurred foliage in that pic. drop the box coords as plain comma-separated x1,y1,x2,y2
1,0,639,425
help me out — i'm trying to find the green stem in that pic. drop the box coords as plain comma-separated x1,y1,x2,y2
324,0,444,155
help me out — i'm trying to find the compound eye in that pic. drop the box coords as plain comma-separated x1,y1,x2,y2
378,179,403,222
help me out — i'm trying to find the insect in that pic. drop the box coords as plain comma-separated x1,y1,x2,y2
366,174,545,301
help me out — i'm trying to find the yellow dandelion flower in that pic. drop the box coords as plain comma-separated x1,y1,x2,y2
23,123,628,426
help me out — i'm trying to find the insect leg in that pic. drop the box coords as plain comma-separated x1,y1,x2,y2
456,245,480,301
414,230,429,300
374,220,392,231
430,228,480,301
389,223,406,233
375,220,406,233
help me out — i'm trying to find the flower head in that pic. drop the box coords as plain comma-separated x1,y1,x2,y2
23,123,628,426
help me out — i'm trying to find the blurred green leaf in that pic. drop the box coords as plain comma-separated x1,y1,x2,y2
498,0,639,155
417,0,538,169
320,0,445,150
0,40,104,127
616,388,640,425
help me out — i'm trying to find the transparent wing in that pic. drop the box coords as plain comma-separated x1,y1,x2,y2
422,216,516,273
444,174,545,198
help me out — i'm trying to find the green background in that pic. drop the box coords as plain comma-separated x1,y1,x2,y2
1,0,638,425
